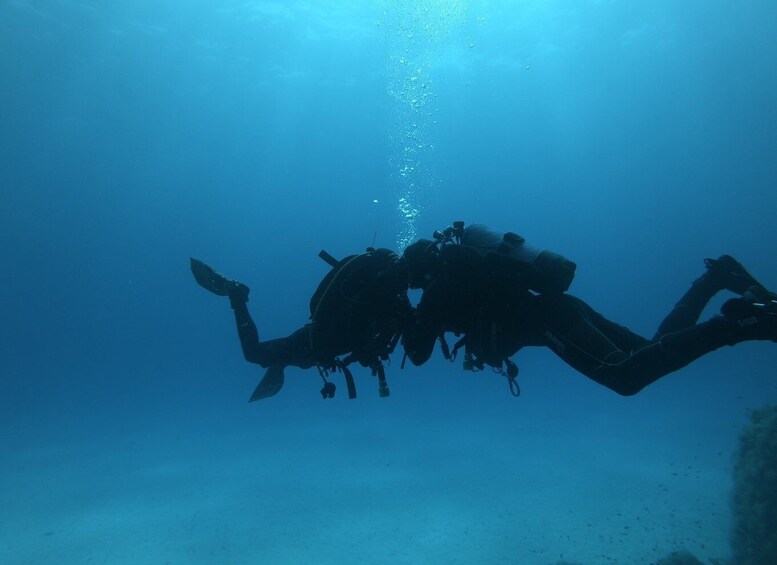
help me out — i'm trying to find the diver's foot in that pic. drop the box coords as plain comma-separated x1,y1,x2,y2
190,257,250,299
703,255,763,295
721,288,777,342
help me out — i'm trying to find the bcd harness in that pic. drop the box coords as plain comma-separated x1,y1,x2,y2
420,221,578,398
439,319,523,398
309,247,409,400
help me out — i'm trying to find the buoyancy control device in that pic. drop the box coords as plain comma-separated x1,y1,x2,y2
309,247,409,400
427,221,577,397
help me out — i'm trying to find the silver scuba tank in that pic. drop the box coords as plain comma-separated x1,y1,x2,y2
460,223,576,294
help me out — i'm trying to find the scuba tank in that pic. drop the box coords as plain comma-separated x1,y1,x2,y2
434,221,576,294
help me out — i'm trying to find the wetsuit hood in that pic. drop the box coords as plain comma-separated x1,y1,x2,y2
403,239,440,289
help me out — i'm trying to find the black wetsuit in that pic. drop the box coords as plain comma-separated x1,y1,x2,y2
403,244,763,396
229,249,412,371
230,306,319,369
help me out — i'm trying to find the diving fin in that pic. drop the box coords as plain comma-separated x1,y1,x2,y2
190,257,244,297
249,365,285,402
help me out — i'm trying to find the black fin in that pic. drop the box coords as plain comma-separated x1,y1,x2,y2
249,365,285,402
190,257,232,296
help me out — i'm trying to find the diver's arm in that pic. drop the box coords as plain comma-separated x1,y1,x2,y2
402,312,438,365
401,278,447,365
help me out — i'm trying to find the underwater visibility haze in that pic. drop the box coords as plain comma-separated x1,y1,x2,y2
2,1,777,563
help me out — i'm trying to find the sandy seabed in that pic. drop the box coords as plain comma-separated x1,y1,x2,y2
1,373,742,565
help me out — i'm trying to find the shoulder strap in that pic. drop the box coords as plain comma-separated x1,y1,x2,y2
310,253,365,323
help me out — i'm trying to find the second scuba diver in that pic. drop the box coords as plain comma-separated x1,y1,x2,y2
401,222,777,396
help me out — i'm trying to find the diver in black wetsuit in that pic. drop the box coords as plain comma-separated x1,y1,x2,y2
401,223,777,396
191,249,412,401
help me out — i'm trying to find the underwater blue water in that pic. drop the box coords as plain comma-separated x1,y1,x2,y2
2,1,776,563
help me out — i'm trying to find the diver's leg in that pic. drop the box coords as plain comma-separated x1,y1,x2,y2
591,304,777,395
228,286,263,364
229,289,317,369
531,293,776,395
527,294,650,376
250,326,318,369
190,258,266,364
655,255,766,337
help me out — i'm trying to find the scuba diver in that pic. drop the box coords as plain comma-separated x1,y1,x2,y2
191,247,412,401
401,222,777,396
